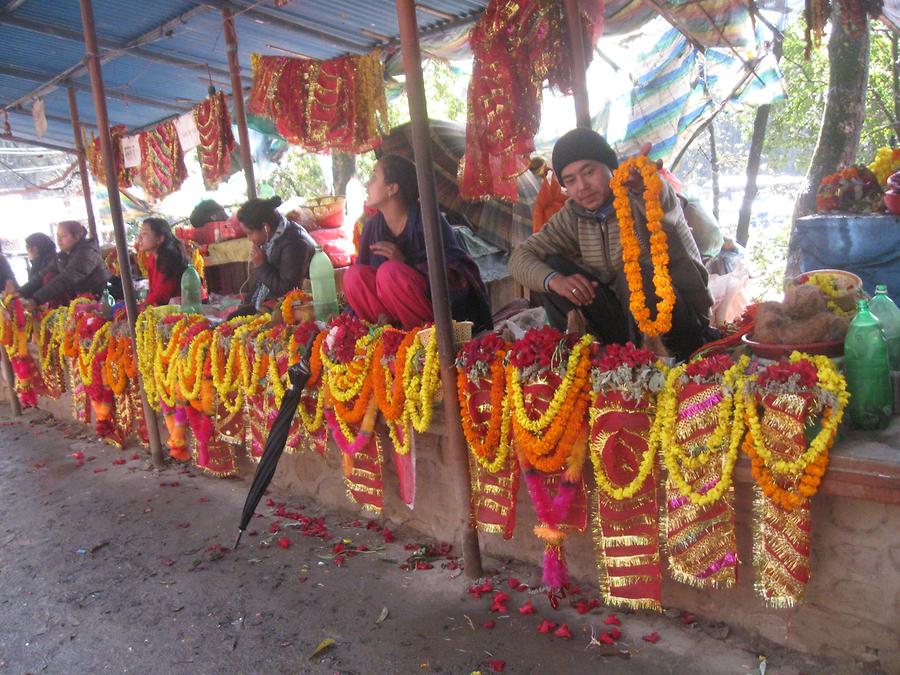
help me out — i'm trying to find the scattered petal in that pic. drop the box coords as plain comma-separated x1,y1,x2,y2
482,620,496,630
70,452,84,460
554,624,573,640
488,660,505,672
112,458,126,465
604,614,621,626
507,578,520,589
610,627,622,640
642,631,660,643
309,638,335,658
375,607,389,625
276,536,292,549
518,600,537,615
130,453,140,460
93,467,108,474
599,632,615,645
537,619,557,634
680,612,696,625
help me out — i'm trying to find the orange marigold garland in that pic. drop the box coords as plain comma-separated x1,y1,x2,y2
457,332,519,539
508,327,593,589
609,156,675,337
743,353,848,607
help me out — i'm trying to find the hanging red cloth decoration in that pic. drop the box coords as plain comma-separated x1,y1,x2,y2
459,0,598,202
86,124,135,188
139,120,187,201
248,51,388,153
193,91,236,190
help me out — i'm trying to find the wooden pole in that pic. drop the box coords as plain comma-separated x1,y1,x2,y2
222,8,256,200
395,0,483,579
0,346,22,417
79,0,165,468
563,0,591,129
66,85,98,242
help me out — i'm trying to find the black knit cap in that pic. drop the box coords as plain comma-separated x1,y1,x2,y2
551,128,619,179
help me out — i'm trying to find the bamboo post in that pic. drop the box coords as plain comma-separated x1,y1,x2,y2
79,0,165,468
66,85,98,242
222,8,256,200
0,346,22,417
395,0,483,578
563,0,591,129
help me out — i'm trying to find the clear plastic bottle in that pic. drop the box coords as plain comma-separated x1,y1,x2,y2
868,284,900,370
100,285,115,318
844,299,892,430
180,262,202,314
309,246,338,321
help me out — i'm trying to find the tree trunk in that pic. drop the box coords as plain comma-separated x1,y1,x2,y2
786,5,870,277
736,37,783,248
793,5,870,220
892,31,899,145
332,150,356,196
708,122,720,223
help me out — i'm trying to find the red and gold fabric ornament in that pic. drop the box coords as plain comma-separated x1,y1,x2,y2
139,120,188,201
194,91,236,190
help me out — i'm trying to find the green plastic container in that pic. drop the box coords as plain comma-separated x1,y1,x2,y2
309,246,339,321
844,299,892,430
180,262,202,314
868,284,900,370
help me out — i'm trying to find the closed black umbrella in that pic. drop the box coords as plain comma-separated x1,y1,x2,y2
234,333,318,549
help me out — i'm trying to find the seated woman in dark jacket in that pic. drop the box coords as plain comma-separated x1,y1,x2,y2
237,196,316,313
25,221,109,308
344,154,492,332
19,232,58,300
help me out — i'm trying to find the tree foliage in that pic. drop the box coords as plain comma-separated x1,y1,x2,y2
742,17,898,176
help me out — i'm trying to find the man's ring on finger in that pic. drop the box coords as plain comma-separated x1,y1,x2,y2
571,288,579,295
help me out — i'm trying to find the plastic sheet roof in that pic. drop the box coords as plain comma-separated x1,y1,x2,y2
0,0,488,152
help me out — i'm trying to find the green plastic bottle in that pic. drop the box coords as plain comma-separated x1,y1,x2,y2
868,284,900,370
844,299,892,430
309,246,338,321
180,262,202,314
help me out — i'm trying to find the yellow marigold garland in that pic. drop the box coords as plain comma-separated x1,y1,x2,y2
402,333,441,433
609,156,675,336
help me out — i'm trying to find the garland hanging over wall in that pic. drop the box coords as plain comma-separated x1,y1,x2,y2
193,91,236,190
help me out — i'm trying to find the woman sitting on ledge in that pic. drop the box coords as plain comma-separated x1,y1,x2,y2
344,154,492,332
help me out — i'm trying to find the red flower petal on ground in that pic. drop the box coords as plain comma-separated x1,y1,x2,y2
93,467,108,473
198,496,210,503
507,578,520,589
415,561,433,570
130,453,140,460
609,627,622,640
276,536,291,549
492,592,509,604
70,452,84,460
518,600,537,615
573,600,590,614
112,458,126,465
269,522,282,533
483,620,496,629
604,614,621,626
161,559,175,566
32,462,45,469
382,527,395,543
554,624,573,639
177,522,190,529
537,619,557,634
642,631,660,643
680,612,696,625
488,660,505,672
599,632,615,645
516,583,528,592
334,556,345,567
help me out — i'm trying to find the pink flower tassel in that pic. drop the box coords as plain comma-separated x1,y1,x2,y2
542,544,569,590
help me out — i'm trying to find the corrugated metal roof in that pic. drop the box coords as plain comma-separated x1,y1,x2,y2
0,0,487,151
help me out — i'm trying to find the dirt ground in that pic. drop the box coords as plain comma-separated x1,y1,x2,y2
0,404,877,675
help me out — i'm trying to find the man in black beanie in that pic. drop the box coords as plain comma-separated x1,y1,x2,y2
509,128,715,360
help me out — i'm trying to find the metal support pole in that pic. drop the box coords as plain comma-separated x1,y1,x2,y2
563,0,591,129
222,8,256,200
0,346,22,417
79,0,165,468
396,0,483,579
67,85,98,242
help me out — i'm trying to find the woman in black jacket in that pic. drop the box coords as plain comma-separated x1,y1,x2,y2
18,232,58,300
237,196,316,312
26,221,109,308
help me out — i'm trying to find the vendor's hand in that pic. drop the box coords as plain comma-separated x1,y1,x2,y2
548,273,598,306
624,142,664,193
370,241,405,263
249,243,266,268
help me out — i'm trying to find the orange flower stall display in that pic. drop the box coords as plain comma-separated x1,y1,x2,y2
457,332,518,539
507,327,593,589
743,353,848,607
588,342,667,610
609,156,675,337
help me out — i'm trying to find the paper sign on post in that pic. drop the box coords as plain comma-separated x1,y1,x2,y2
121,135,141,168
175,112,200,152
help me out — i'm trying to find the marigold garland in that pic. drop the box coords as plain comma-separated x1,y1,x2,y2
279,289,312,326
609,156,675,336
402,333,441,434
457,346,512,474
